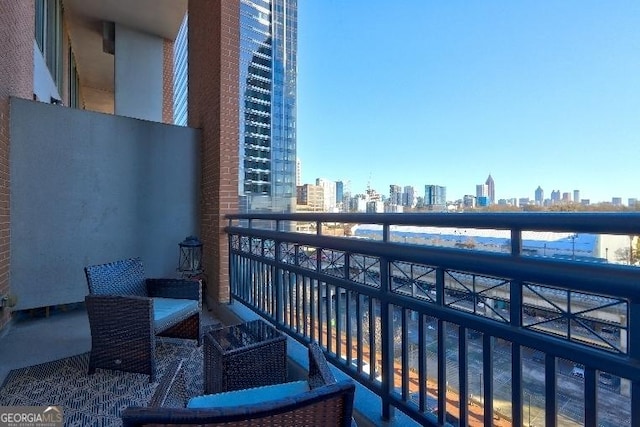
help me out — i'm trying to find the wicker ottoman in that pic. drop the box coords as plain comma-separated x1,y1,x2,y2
203,319,287,394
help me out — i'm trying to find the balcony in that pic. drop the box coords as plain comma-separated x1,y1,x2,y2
225,212,640,427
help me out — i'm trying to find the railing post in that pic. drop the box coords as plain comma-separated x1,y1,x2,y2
630,300,640,427
511,228,522,256
380,223,395,420
274,226,283,326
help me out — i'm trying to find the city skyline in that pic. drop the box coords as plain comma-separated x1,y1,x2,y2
297,171,634,206
296,1,640,203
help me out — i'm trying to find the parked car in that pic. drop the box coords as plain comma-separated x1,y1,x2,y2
571,364,585,379
599,372,614,386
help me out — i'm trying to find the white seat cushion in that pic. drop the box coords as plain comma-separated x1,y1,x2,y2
187,380,310,409
152,297,198,332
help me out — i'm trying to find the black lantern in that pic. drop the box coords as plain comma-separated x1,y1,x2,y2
178,236,203,277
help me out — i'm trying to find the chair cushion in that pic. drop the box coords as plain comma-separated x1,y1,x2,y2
187,380,310,409
153,297,199,332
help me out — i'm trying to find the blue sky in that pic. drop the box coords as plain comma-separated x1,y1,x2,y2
296,1,640,203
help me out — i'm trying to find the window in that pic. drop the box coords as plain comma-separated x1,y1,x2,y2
35,0,63,89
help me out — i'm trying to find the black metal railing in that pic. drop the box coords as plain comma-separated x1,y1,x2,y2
226,212,640,427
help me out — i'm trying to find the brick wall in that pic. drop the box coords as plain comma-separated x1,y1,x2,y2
162,38,175,124
0,2,34,329
188,0,240,304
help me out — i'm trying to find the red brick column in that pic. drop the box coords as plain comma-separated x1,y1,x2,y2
188,0,239,304
162,38,175,124
0,2,34,329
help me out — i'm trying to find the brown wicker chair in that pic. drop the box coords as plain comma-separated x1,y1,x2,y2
84,257,201,381
121,342,356,426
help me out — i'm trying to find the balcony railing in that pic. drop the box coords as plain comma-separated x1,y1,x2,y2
226,212,640,427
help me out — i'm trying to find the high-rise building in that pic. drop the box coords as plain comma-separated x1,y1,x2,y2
336,181,344,204
535,186,544,206
316,178,336,211
402,186,415,207
562,192,571,202
173,15,189,125
296,184,323,210
476,184,488,198
173,0,298,213
389,185,402,205
425,185,446,211
551,190,561,203
612,197,623,206
485,174,495,204
463,195,476,209
629,198,638,208
573,190,580,203
239,0,298,212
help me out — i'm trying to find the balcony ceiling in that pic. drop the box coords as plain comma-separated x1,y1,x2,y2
62,0,187,113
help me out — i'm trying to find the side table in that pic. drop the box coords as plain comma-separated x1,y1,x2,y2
203,319,287,394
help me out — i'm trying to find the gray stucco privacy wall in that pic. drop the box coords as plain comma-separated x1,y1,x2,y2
10,98,201,310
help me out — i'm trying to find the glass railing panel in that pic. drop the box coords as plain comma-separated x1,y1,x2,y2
389,261,436,302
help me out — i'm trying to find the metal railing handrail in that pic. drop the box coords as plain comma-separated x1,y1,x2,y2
227,211,640,234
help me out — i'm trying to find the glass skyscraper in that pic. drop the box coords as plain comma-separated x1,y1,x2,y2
173,15,188,126
173,1,297,213
239,0,297,213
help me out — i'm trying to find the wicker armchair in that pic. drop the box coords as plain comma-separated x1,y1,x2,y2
121,342,356,426
84,257,201,381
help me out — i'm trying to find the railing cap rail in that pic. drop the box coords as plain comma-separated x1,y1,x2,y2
226,212,640,234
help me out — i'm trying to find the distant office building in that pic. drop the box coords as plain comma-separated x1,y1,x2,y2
476,184,488,198
562,192,571,202
402,186,415,207
535,186,544,206
336,181,344,204
366,201,383,213
550,190,561,203
629,198,638,208
463,195,475,208
316,178,336,211
385,203,403,213
296,184,323,210
485,174,495,204
573,190,580,203
425,185,447,211
581,199,590,206
612,197,623,206
519,197,531,207
389,185,402,205
477,196,489,207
